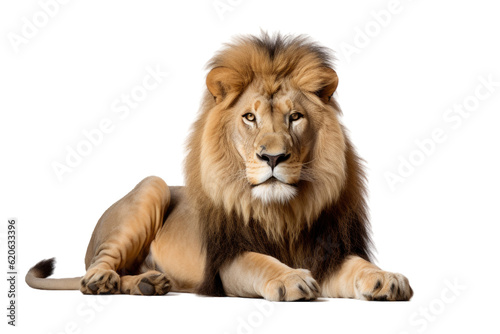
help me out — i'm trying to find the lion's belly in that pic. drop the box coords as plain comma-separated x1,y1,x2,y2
148,186,206,293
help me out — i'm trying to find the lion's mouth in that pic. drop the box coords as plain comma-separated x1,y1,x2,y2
253,176,296,187
254,176,279,186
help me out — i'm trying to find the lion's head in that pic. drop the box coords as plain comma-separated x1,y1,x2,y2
185,33,357,240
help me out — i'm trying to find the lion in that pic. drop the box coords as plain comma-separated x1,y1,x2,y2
26,33,413,301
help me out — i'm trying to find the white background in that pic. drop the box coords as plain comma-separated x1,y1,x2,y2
1,0,499,333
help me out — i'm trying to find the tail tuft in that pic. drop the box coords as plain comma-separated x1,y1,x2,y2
26,258,82,290
30,258,56,278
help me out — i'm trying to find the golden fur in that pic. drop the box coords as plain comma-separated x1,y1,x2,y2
26,33,413,301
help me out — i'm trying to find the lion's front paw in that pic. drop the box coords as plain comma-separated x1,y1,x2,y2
80,268,120,295
262,269,320,301
355,270,413,301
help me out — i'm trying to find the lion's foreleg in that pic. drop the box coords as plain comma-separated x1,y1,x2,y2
219,252,320,301
80,176,170,294
320,255,413,301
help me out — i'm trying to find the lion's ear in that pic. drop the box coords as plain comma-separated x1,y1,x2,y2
315,67,339,103
206,67,241,104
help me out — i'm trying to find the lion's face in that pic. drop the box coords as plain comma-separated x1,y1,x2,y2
198,64,346,213
231,81,316,203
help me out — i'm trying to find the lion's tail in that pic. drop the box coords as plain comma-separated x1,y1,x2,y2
25,258,82,290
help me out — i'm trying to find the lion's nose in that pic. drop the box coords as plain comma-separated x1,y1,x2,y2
256,153,290,170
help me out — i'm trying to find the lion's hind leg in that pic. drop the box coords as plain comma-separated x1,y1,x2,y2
80,267,120,295
120,270,171,295
81,176,170,295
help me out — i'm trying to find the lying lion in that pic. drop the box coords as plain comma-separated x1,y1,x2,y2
26,33,413,301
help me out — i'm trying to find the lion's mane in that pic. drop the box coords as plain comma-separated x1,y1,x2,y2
184,33,373,296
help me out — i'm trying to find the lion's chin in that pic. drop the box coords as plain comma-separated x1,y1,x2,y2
251,180,297,204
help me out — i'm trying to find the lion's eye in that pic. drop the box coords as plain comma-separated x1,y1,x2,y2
243,113,256,122
289,112,304,122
